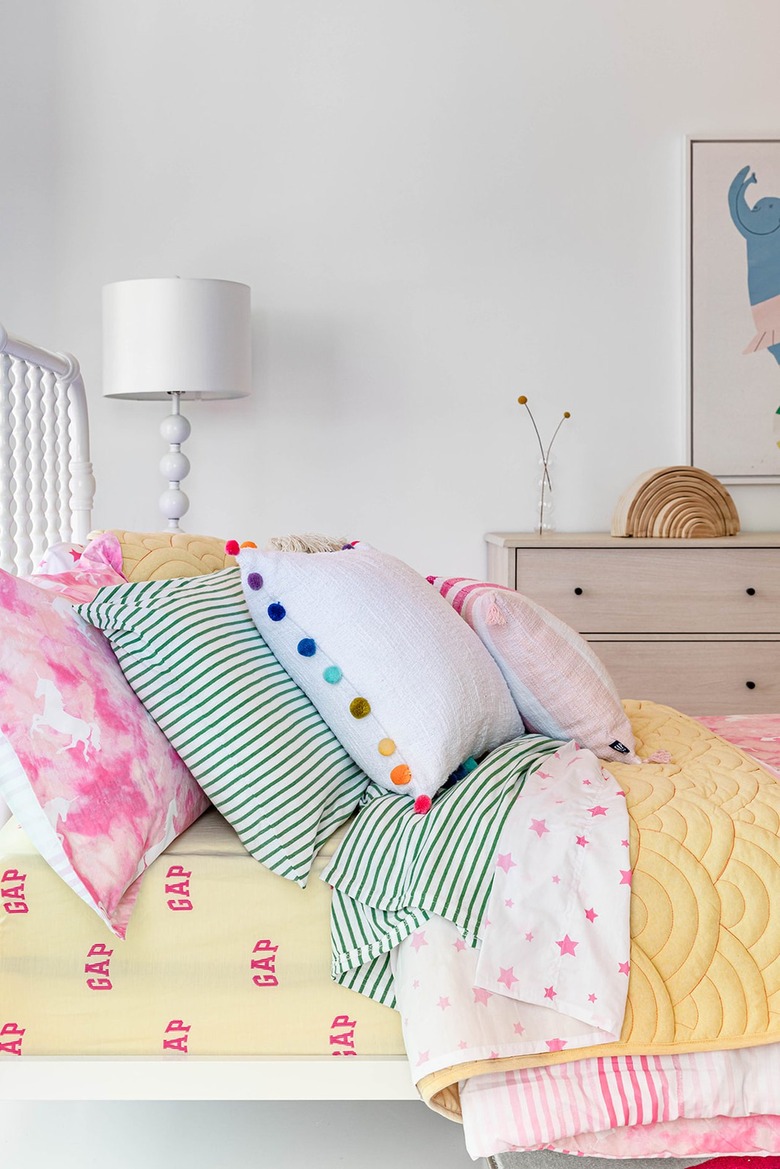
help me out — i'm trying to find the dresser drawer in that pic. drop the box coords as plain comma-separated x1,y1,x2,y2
592,639,780,716
515,548,780,635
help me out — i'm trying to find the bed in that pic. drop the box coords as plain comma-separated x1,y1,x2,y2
2,324,780,1167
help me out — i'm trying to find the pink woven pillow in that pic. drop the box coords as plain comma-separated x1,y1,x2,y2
428,576,639,764
0,569,209,936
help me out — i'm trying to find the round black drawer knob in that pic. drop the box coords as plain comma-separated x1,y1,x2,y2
573,587,584,595
746,680,757,690
746,587,756,596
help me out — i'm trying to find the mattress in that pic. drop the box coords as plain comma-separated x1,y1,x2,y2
0,807,404,1058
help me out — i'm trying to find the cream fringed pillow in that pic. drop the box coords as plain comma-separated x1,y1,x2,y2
234,540,524,811
428,576,639,764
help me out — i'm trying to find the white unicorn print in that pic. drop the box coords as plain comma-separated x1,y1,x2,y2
31,675,102,758
133,798,179,880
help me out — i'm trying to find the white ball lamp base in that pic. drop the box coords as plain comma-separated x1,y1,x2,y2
159,392,191,531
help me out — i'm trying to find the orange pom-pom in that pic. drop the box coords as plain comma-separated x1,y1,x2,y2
225,540,240,556
240,540,257,549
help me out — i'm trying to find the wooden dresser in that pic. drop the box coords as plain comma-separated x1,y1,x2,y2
484,532,780,715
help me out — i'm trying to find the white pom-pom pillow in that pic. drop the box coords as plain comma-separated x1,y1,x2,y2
236,542,524,810
428,576,639,764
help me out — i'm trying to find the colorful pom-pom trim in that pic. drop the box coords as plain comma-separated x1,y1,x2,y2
414,795,432,815
349,697,371,719
247,572,264,591
267,603,286,621
225,539,240,556
240,541,257,549
390,764,411,786
297,637,317,657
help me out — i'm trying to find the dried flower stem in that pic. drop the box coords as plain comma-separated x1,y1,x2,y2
517,397,571,535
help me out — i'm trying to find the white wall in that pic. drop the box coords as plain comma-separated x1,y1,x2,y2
4,0,774,579
0,2,57,341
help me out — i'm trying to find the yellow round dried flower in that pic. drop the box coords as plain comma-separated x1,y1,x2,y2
563,411,571,418
517,395,528,405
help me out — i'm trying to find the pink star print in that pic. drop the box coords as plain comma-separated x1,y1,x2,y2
556,934,579,957
69,548,81,562
584,907,598,923
453,938,467,952
496,852,517,873
619,869,633,886
498,966,519,990
576,835,589,848
412,979,420,989
543,985,557,1001
473,986,493,1006
589,805,608,817
525,931,534,942
489,1050,500,1059
546,1038,567,1052
588,993,597,1003
513,1022,525,1035
551,874,561,884
410,930,428,952
582,778,592,786
530,818,549,838
621,839,629,848
458,1040,468,1050
437,997,451,1011
416,1051,430,1067
619,961,631,976
505,898,514,908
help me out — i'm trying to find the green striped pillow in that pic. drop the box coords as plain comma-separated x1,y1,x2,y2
76,567,369,885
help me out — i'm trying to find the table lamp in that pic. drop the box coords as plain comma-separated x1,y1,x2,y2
102,277,252,530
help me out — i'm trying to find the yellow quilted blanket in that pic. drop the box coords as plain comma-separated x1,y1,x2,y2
421,700,780,1117
89,530,235,581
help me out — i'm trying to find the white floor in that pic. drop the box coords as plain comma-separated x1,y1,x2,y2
0,1101,478,1168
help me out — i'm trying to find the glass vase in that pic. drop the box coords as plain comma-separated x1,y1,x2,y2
533,456,555,535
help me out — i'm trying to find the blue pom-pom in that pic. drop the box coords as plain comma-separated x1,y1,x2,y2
267,603,286,622
297,637,316,657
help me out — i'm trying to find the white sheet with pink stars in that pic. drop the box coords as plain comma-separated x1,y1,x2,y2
391,740,631,1081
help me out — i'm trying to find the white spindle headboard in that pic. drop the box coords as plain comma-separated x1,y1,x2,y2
0,323,95,576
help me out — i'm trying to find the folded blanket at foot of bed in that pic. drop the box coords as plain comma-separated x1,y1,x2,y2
389,700,780,1124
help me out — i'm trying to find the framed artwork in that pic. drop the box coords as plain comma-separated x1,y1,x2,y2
687,136,780,483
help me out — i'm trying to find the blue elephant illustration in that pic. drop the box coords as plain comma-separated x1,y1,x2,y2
729,165,780,446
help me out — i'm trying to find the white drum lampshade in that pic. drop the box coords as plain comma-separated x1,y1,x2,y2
102,277,252,530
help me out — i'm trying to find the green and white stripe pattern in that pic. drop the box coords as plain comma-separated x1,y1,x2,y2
323,734,562,1008
76,568,369,885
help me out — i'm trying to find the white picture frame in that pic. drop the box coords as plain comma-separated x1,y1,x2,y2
686,136,780,484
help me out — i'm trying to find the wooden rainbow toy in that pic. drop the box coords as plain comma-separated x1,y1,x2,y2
611,465,740,538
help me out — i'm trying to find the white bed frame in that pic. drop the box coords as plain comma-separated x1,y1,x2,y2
0,324,416,1104
0,325,95,575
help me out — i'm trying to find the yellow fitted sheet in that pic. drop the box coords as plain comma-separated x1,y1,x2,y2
421,701,780,1117
0,809,404,1058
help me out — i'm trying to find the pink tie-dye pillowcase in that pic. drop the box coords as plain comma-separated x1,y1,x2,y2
0,568,209,937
